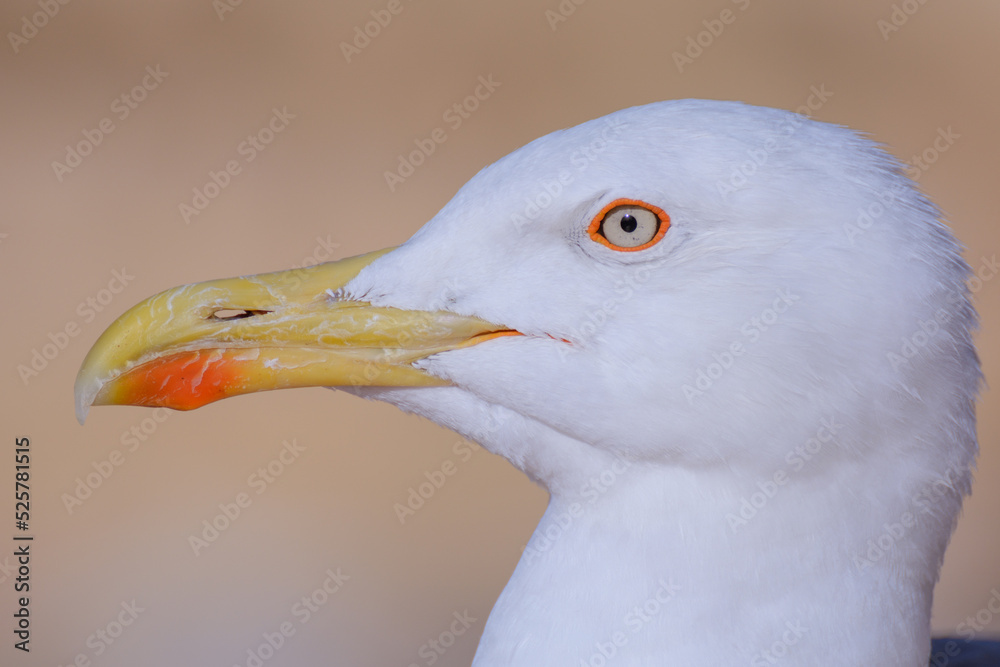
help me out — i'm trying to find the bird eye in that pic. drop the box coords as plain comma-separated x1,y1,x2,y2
588,199,670,251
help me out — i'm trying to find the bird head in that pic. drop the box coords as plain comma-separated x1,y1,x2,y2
76,100,978,494
75,99,981,664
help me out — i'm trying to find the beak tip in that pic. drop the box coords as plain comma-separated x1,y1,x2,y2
74,374,100,426
74,395,90,425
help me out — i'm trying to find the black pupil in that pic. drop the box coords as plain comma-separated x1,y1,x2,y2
619,214,638,233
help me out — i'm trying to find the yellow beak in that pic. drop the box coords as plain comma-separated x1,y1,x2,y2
74,248,517,424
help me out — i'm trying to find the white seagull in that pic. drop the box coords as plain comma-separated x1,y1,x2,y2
76,100,984,666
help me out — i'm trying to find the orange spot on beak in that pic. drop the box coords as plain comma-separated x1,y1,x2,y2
103,349,259,411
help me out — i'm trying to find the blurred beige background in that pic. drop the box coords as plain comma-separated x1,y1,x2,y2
2,1,998,665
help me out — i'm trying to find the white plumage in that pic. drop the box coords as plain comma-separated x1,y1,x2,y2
340,100,980,666
77,99,981,666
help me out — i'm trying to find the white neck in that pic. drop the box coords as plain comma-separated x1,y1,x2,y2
472,450,948,667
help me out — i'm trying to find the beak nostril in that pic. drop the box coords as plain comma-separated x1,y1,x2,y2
211,309,270,321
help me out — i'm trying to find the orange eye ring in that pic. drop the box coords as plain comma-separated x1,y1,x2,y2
587,198,670,252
